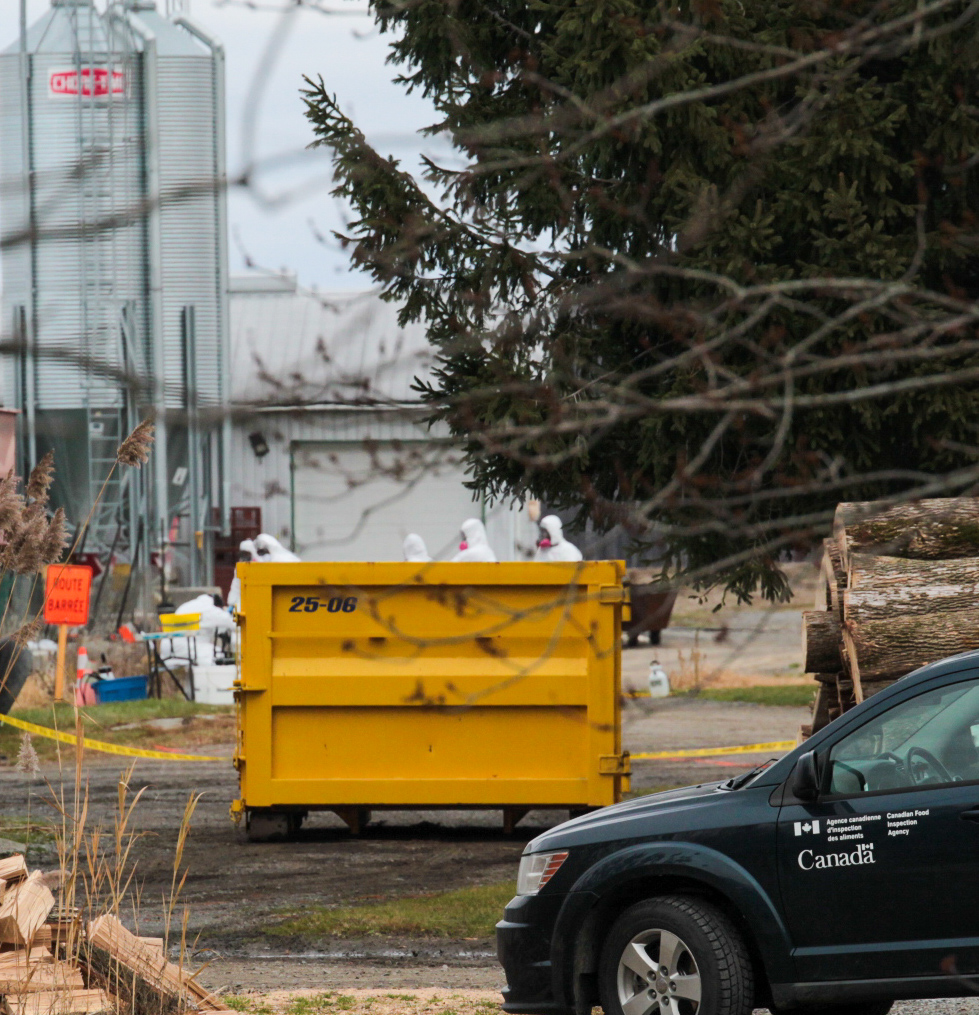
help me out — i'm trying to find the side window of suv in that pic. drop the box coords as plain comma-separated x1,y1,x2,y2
827,679,979,796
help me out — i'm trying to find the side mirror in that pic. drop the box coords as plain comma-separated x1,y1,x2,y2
791,751,820,802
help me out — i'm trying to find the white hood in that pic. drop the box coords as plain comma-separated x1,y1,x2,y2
254,533,301,563
228,539,259,609
535,514,583,562
452,518,497,562
403,534,431,562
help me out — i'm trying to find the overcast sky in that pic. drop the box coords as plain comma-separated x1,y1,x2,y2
2,0,454,290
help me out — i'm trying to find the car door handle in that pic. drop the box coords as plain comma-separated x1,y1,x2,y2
960,808,979,823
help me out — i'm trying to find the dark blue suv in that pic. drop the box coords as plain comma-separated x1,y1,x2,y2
497,652,979,1015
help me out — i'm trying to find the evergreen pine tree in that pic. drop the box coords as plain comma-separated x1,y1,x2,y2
304,0,979,599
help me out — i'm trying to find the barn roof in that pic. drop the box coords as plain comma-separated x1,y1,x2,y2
229,275,436,407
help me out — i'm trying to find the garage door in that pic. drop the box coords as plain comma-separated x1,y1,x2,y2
291,440,482,561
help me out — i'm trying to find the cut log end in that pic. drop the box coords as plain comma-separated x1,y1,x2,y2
802,610,842,673
835,499,979,567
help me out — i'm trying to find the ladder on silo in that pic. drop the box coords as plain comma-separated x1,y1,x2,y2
87,409,128,556
75,7,144,565
85,301,148,561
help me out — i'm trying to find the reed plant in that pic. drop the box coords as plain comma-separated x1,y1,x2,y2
0,421,213,1014
11,736,208,1015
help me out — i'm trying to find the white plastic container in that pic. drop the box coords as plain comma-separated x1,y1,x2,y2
647,661,671,698
193,664,236,705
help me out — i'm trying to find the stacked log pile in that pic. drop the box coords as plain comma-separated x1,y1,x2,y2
0,854,231,1015
85,915,232,1015
803,498,979,738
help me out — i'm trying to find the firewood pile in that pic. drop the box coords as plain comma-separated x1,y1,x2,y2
802,498,979,738
0,854,231,1015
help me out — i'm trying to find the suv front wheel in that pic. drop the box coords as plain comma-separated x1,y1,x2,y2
599,896,754,1015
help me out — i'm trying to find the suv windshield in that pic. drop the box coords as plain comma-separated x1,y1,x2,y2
827,680,979,795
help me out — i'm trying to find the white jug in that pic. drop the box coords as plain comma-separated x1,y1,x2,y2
647,661,671,698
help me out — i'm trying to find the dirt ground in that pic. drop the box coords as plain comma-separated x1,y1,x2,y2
203,990,979,1015
201,990,979,1015
623,568,815,692
0,696,808,992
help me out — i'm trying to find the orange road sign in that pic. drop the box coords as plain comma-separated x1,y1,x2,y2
44,564,93,626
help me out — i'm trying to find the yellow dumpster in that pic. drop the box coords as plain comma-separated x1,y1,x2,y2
231,561,629,837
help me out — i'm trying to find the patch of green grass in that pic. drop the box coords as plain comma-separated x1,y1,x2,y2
284,994,340,1015
0,699,233,761
221,997,272,1014
272,882,516,940
222,998,252,1013
697,686,815,707
12,699,231,727
0,816,59,844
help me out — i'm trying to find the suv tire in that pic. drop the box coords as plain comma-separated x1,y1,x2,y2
599,895,754,1015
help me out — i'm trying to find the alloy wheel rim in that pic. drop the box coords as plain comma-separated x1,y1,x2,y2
615,927,702,1015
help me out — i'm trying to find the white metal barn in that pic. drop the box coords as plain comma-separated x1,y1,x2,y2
229,275,537,562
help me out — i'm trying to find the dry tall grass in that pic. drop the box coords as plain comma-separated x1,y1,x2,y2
0,422,217,1015
0,418,154,706
13,738,209,1015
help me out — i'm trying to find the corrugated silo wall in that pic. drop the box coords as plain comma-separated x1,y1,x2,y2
0,54,29,408
1,37,148,408
27,51,144,411
157,53,222,409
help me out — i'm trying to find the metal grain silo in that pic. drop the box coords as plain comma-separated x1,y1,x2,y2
0,0,228,589
115,1,230,585
0,0,148,553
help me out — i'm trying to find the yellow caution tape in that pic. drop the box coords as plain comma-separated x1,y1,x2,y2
0,712,223,762
0,712,792,765
631,740,797,760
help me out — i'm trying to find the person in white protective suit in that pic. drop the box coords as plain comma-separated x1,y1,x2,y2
403,534,432,562
451,518,497,562
534,515,583,562
176,593,235,633
227,539,257,610
254,533,301,562
167,593,235,666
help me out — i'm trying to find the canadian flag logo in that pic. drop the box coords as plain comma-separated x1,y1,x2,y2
794,820,820,836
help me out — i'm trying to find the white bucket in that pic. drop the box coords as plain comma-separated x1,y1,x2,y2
193,664,236,705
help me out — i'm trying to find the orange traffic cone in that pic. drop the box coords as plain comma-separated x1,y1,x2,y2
76,645,90,681
74,646,93,706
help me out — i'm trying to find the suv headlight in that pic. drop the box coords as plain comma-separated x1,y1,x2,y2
516,851,569,895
